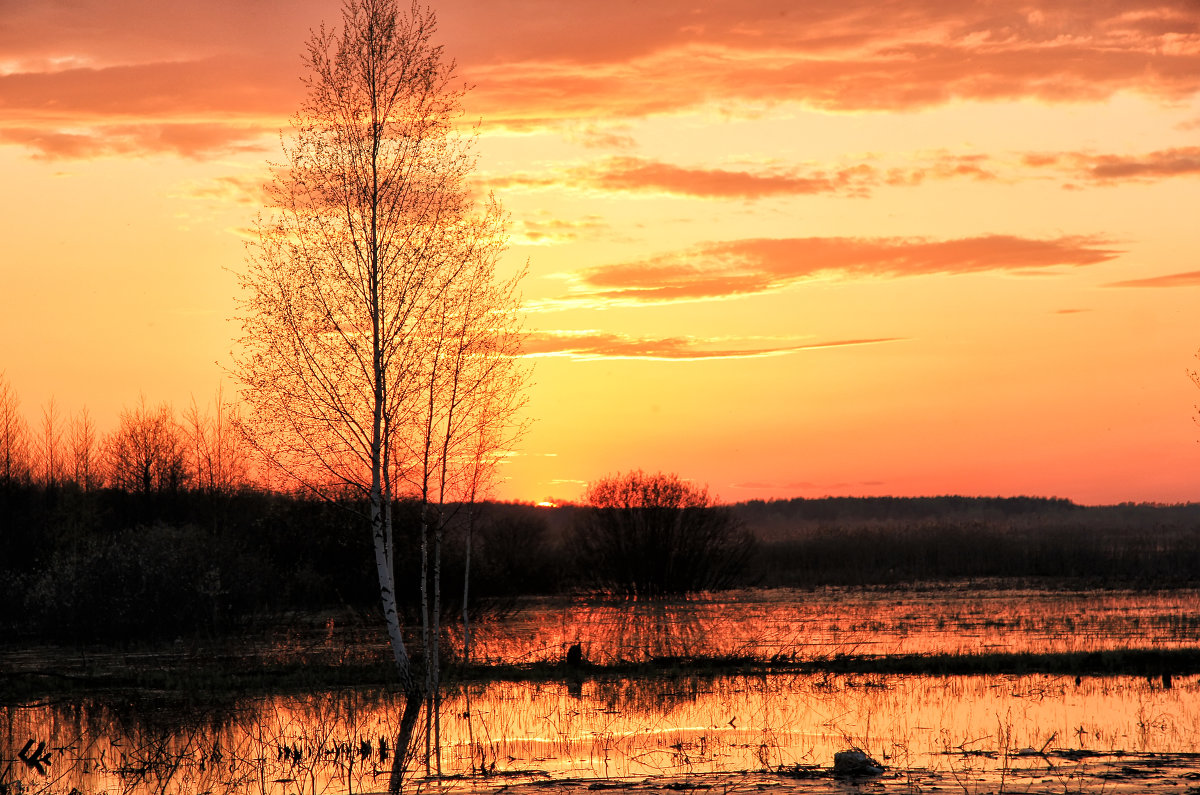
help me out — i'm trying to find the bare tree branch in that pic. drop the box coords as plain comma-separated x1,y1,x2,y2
232,2,530,790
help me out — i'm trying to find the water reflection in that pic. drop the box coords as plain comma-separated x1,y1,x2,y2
6,587,1200,793
463,586,1200,664
5,587,1195,682
4,674,1198,794
2,692,408,795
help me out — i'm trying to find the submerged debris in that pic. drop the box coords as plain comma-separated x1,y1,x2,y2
833,748,886,777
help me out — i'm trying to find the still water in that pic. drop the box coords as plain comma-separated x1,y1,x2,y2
462,585,1200,663
4,674,1197,794
3,586,1199,794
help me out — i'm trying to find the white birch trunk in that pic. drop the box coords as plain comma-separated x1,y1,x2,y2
461,504,473,663
372,488,412,682
432,509,443,775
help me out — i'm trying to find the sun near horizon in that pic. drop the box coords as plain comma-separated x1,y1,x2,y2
2,1,1199,505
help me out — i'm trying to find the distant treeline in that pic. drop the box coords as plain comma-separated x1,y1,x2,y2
3,481,1199,643
735,496,1200,586
737,495,1079,525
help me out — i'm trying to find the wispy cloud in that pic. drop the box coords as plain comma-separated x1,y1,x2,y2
512,214,611,246
178,174,272,205
1106,270,1200,288
487,153,1000,200
884,154,998,186
1023,146,1200,184
464,0,1200,127
489,157,877,199
523,330,902,360
1084,147,1200,181
0,56,294,116
4,1,1197,158
0,122,271,161
544,235,1120,305
484,144,1200,199
0,52,294,159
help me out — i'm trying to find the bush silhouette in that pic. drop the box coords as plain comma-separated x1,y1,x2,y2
571,470,755,596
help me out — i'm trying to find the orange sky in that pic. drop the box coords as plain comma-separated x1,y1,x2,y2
2,0,1199,504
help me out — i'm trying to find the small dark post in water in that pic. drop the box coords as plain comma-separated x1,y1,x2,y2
1163,673,1173,689
566,643,584,667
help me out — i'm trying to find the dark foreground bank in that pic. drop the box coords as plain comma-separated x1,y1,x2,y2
432,757,1200,795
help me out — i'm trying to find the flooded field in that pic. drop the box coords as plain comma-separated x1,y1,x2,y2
461,584,1200,663
4,585,1200,794
4,673,1199,794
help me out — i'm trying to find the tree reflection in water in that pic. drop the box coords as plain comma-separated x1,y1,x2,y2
7,588,1200,793
458,587,1200,664
5,674,1200,794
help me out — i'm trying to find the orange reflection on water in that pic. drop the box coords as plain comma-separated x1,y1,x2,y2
5,586,1200,794
459,586,1200,664
4,674,1199,794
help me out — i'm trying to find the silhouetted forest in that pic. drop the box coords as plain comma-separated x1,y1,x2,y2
3,477,1200,643
0,482,562,642
738,496,1200,585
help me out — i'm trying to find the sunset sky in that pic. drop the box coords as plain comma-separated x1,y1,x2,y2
2,0,1199,504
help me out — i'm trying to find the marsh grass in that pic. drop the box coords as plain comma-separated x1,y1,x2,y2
6,672,1200,795
6,585,1200,794
450,585,1200,670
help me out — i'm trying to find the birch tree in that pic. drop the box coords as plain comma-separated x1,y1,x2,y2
233,1,527,789
399,201,528,775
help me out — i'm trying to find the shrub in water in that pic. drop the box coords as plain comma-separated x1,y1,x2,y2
570,470,755,596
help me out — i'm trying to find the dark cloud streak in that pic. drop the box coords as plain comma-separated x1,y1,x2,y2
1087,148,1200,180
